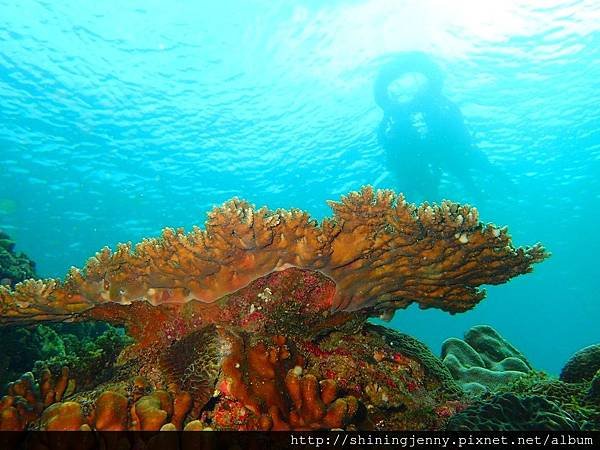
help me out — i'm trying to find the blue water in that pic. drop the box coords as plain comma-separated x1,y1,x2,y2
0,0,598,375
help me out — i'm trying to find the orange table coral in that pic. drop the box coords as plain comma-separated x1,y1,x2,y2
0,186,547,328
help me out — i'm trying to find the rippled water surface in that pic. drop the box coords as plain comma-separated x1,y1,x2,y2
1,0,599,373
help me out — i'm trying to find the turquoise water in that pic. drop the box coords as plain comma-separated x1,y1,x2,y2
0,0,598,374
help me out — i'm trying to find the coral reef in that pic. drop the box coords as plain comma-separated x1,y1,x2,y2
206,329,365,431
0,188,549,431
0,324,64,388
31,324,132,390
297,324,465,430
441,325,532,394
368,324,461,398
0,187,547,328
0,233,130,389
446,393,579,431
560,343,600,383
0,231,41,385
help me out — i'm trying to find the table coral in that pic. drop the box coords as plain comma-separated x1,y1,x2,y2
0,187,547,328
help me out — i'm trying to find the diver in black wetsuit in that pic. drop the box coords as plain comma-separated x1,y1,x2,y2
375,52,494,202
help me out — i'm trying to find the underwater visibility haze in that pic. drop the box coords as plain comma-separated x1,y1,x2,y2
0,0,599,433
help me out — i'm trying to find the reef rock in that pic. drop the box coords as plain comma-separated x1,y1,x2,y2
1,322,465,431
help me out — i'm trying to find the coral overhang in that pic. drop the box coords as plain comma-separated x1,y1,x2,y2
0,186,548,326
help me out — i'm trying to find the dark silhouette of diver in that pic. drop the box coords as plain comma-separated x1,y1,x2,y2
374,52,501,202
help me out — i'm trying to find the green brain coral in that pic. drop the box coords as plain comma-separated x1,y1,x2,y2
441,325,532,394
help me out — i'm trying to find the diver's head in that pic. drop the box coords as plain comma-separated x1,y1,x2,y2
386,71,429,105
374,52,444,113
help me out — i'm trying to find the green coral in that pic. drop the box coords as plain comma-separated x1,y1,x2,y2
32,324,132,389
495,371,600,430
1,322,132,392
441,325,532,394
446,393,579,431
0,231,16,252
0,230,35,287
0,324,65,388
442,340,600,431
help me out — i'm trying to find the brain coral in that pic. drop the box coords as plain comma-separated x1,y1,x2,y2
560,344,600,383
441,325,532,394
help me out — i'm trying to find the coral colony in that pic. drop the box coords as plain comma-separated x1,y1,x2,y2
0,187,550,431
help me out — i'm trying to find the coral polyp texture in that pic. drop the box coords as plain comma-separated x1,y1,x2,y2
0,187,549,431
441,325,533,394
0,186,547,326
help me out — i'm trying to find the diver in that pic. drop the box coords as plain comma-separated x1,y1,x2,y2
374,52,500,202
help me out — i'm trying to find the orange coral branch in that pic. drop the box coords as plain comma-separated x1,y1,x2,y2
0,187,548,325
